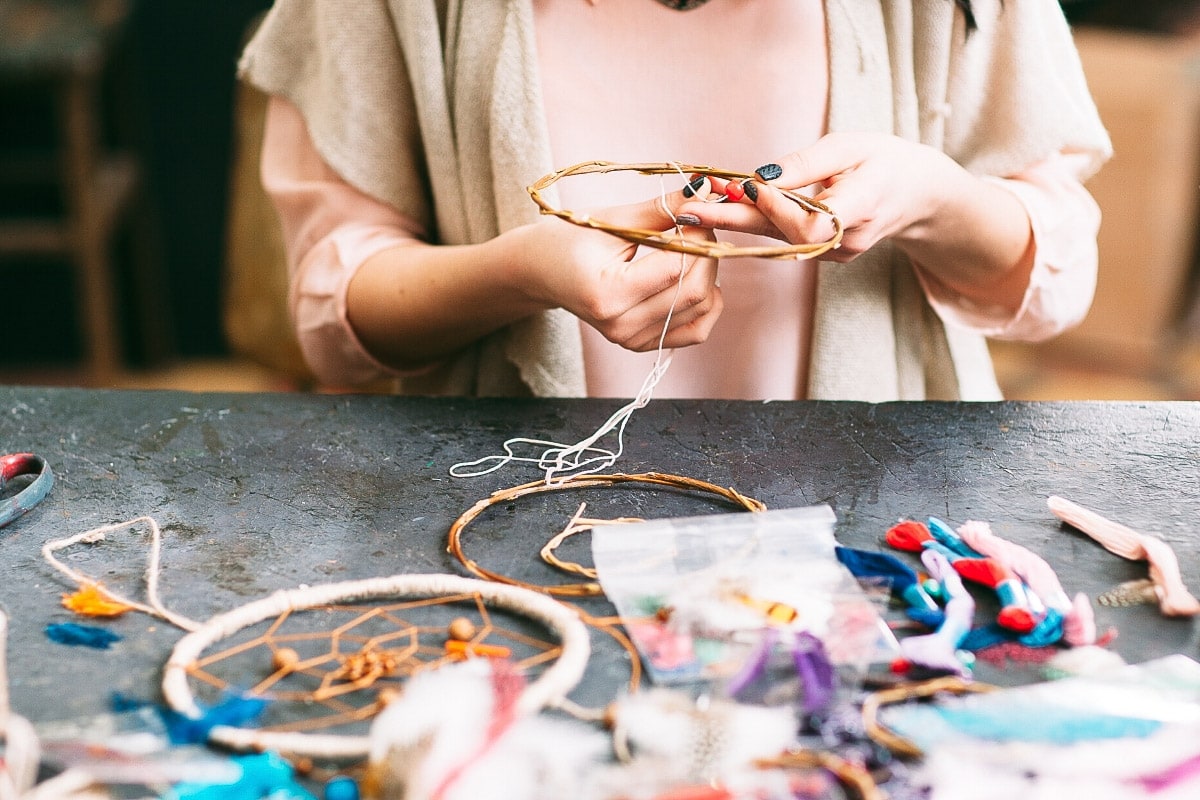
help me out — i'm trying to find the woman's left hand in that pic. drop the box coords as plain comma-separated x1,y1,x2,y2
674,131,1035,311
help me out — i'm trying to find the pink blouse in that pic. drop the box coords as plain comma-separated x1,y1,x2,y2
260,1,1100,397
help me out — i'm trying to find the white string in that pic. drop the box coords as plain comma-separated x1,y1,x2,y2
41,516,202,632
451,166,698,485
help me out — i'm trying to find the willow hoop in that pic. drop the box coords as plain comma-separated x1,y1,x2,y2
528,160,843,260
757,749,886,800
860,675,998,758
448,472,766,598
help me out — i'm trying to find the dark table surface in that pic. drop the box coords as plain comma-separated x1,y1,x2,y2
2,386,1199,735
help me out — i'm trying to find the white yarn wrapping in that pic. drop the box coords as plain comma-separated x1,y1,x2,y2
162,573,591,760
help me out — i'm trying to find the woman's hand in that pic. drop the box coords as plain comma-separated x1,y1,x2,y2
349,191,721,372
513,197,723,352
675,132,1035,313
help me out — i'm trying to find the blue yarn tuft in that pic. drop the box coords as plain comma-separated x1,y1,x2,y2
959,622,1014,651
162,693,270,745
906,606,946,628
169,752,317,800
835,545,939,611
926,517,983,558
1019,607,1065,648
45,622,122,649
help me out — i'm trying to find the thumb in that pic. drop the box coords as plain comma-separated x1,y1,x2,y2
592,191,691,233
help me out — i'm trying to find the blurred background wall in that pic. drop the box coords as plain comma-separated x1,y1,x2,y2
3,0,1200,399
0,0,271,377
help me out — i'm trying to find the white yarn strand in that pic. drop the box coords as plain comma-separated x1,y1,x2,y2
41,516,202,632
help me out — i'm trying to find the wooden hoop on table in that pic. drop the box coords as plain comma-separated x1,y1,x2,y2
447,472,766,598
758,749,886,800
861,675,998,758
162,573,590,761
528,160,844,260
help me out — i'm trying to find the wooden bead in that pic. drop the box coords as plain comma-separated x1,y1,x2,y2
447,616,476,642
272,647,300,671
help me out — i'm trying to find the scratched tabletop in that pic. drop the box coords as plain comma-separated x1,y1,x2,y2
1,386,1198,730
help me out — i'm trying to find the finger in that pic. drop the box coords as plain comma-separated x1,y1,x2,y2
592,169,751,233
755,134,864,190
675,191,785,239
635,295,724,351
625,276,724,351
634,235,718,305
751,182,842,249
619,247,721,350
593,190,693,233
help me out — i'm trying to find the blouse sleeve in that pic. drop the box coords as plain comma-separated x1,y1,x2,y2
916,151,1101,341
261,95,427,387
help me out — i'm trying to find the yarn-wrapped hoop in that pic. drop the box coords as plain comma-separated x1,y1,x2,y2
448,471,766,598
162,573,590,761
861,675,997,758
528,160,844,260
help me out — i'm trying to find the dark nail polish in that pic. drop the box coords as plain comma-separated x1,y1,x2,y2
743,181,759,202
755,163,783,181
675,213,702,226
682,175,707,199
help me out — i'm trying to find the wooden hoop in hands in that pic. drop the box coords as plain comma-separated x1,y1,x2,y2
527,160,844,260
447,472,766,598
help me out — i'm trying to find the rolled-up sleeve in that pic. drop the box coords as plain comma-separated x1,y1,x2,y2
261,96,425,386
919,151,1102,342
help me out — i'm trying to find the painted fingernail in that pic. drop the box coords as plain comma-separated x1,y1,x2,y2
675,213,702,226
682,175,708,199
755,163,783,181
743,181,758,202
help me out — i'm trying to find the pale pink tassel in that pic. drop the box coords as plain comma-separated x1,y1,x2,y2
1048,496,1200,617
1066,591,1097,646
899,550,974,677
957,519,1096,645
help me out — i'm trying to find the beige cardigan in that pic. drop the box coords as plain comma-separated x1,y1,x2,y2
240,0,1110,400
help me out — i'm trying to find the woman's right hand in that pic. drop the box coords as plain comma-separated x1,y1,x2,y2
511,196,723,352
348,192,722,372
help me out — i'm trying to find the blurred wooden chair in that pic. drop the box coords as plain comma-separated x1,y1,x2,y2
223,69,316,388
0,0,169,383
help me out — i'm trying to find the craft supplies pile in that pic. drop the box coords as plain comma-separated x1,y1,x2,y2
5,444,1200,800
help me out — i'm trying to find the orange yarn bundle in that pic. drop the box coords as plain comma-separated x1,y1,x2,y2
61,583,134,617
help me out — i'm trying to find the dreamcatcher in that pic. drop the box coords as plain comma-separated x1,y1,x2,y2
162,573,590,761
42,518,589,763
